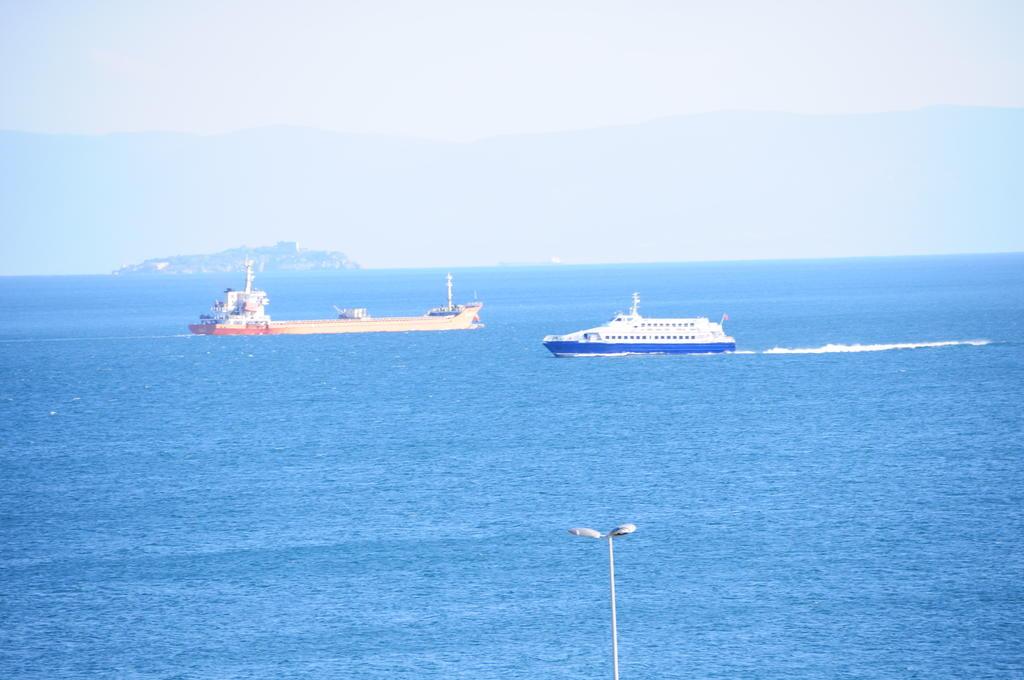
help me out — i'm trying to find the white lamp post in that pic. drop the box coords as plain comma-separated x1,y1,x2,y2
569,523,636,680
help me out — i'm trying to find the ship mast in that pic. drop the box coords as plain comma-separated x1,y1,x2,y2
630,292,640,316
446,273,453,310
244,259,254,293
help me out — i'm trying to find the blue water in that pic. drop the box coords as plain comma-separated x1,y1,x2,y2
2,254,1023,678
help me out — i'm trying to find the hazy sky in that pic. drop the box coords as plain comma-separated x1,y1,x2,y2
2,0,1022,140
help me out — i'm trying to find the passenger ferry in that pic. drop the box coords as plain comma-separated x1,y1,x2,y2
542,293,735,357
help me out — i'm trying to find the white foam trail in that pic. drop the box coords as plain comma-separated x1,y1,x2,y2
763,340,991,355
0,334,193,344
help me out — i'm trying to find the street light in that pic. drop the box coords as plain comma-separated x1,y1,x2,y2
568,523,636,680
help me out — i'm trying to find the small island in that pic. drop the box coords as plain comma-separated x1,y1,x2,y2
113,241,359,274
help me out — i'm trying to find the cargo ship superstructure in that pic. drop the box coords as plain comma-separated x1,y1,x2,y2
189,261,482,335
542,293,734,356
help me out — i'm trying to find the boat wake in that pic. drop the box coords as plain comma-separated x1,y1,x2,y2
763,340,991,355
0,334,193,344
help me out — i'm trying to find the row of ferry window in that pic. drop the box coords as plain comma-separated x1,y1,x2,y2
607,335,698,340
642,322,695,327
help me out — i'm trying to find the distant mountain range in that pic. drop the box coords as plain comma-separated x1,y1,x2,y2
112,241,358,275
2,106,1023,275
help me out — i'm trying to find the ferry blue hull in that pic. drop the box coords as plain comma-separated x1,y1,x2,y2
543,340,737,357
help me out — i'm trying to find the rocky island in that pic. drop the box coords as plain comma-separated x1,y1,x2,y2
113,241,359,274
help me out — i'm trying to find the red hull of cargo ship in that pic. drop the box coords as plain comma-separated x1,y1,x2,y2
188,323,276,335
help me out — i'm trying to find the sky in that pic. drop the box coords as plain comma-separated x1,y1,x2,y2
2,0,1023,141
1,1,1022,274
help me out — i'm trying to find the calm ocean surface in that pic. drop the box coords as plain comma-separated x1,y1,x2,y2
2,254,1023,679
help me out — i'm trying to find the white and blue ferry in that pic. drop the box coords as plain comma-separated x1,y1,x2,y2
543,293,736,357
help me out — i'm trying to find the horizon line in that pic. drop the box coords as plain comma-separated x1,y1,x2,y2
3,249,1021,279
1,104,1020,145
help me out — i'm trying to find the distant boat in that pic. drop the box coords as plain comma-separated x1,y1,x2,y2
542,293,735,357
189,261,482,335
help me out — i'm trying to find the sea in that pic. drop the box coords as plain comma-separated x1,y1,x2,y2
1,253,1022,679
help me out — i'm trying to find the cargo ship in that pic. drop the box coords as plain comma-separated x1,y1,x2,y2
189,261,482,335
